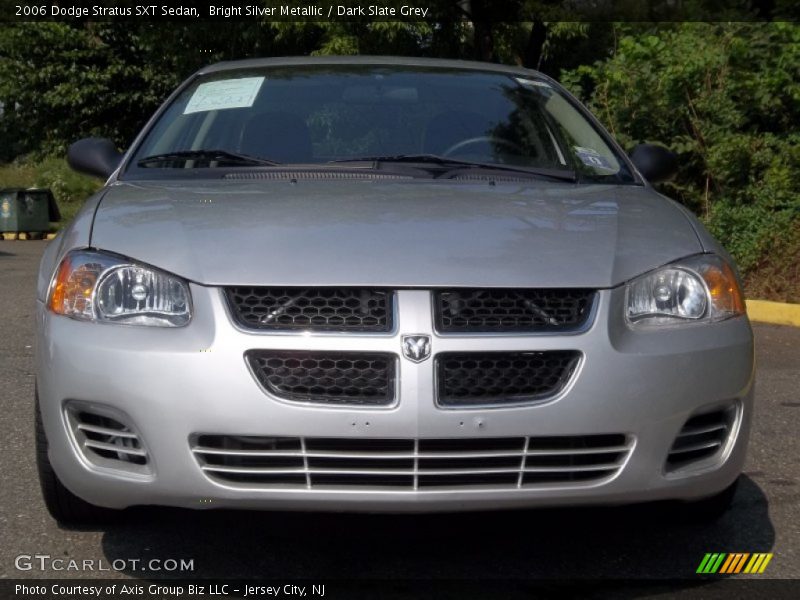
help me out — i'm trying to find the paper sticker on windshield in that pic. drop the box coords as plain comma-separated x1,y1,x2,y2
184,77,264,114
574,146,614,170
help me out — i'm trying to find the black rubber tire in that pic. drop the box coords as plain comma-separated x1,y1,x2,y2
680,477,739,522
35,392,118,525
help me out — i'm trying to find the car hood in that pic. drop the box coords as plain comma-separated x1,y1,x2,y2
91,179,702,288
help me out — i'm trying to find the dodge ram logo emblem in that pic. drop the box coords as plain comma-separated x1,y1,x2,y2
402,334,431,363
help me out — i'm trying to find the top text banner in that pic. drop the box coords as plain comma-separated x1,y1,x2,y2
4,1,794,22
10,1,441,21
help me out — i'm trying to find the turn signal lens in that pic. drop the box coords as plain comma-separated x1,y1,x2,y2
702,259,746,317
48,253,116,320
48,255,72,315
47,250,191,327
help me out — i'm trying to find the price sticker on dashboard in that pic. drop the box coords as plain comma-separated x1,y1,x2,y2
184,77,265,114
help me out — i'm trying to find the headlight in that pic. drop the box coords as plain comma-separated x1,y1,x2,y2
626,254,745,326
48,250,191,327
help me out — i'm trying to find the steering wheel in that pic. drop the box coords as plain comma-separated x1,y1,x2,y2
442,136,524,158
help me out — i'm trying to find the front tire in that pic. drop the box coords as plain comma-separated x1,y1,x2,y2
35,392,118,525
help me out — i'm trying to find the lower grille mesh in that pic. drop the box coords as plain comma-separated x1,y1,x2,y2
436,351,580,406
191,434,632,489
246,350,396,405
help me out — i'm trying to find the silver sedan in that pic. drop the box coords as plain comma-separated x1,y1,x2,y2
35,57,753,523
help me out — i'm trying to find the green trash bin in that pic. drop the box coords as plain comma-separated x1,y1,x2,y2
0,188,61,233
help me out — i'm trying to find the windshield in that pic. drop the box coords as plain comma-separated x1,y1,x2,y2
125,65,635,183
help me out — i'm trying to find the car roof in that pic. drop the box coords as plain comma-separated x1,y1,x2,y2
197,55,550,81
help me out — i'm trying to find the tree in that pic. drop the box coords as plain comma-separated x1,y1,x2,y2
561,22,800,279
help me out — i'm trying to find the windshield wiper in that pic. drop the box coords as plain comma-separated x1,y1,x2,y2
330,154,577,182
138,149,281,167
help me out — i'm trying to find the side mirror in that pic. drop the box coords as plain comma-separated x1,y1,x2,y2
629,143,678,183
67,138,123,179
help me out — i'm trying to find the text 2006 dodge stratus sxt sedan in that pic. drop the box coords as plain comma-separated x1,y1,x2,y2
35,57,753,523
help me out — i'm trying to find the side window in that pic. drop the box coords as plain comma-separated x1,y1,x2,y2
542,92,622,176
139,112,205,156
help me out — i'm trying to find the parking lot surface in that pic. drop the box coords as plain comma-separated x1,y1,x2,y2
1,240,798,587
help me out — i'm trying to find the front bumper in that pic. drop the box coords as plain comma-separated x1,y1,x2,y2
35,287,755,512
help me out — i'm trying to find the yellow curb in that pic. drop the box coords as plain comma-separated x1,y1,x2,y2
747,299,800,327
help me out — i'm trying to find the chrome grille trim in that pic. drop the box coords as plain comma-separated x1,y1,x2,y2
83,439,147,457
76,423,139,439
412,438,419,491
667,439,722,455
191,434,634,490
65,403,152,476
666,406,735,471
189,445,633,459
676,423,728,437
199,464,624,476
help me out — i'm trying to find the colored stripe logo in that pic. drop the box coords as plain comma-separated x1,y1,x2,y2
696,553,773,574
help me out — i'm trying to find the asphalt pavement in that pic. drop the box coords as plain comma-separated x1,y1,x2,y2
1,240,798,589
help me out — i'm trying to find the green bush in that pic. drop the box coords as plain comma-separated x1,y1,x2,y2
561,23,800,296
31,158,101,209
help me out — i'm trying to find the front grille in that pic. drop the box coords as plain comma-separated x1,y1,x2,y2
434,288,596,333
246,350,396,405
436,351,580,406
66,406,150,474
667,408,734,470
191,434,633,489
225,287,393,332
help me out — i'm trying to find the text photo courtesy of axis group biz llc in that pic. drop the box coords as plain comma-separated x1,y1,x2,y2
1,1,799,599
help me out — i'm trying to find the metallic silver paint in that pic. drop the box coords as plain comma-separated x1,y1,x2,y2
88,181,702,288
35,287,754,511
